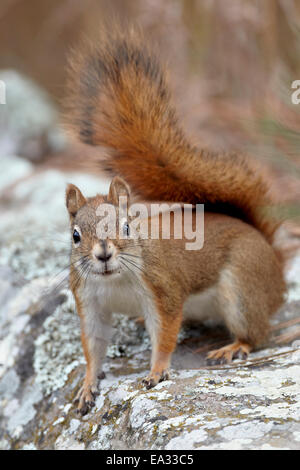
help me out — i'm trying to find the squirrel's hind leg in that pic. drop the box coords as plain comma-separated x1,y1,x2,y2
207,340,251,364
206,233,285,365
206,263,270,365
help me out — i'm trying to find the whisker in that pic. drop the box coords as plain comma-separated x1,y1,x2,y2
119,257,143,280
119,259,138,279
119,258,153,300
121,252,142,259
45,254,91,296
120,255,145,274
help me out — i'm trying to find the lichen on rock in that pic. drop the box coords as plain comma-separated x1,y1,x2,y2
0,152,300,449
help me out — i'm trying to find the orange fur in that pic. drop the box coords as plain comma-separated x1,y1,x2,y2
66,178,286,414
64,26,287,414
66,25,279,244
207,340,251,363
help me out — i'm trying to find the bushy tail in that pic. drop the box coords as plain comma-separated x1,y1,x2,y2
66,26,279,243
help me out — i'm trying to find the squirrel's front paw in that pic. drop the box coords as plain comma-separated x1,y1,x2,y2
74,383,99,416
142,370,170,390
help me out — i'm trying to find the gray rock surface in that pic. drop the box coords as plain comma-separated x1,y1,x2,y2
0,71,66,160
0,154,300,450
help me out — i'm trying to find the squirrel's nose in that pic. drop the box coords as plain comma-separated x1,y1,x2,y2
92,241,114,262
96,252,112,262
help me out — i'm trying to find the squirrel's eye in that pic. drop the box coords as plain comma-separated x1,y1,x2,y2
73,229,81,244
123,222,130,237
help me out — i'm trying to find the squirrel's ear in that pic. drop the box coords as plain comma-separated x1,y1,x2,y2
107,176,130,206
66,184,86,219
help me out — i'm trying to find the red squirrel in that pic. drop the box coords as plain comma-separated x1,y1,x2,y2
65,27,286,415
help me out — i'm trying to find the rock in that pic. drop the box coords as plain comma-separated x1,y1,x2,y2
0,154,300,449
0,70,66,161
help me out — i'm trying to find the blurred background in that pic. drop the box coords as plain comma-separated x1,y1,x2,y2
0,0,300,219
0,0,300,242
1,3,300,447
1,0,300,206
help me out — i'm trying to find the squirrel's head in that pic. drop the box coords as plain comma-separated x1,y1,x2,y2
66,176,143,282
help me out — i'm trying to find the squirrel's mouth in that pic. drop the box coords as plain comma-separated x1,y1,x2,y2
90,261,120,277
102,269,117,276
99,265,120,276
91,268,119,277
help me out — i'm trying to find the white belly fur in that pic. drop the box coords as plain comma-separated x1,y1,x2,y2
80,271,160,347
183,286,222,325
81,272,222,327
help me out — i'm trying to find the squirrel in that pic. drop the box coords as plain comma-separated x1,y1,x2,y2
65,27,286,415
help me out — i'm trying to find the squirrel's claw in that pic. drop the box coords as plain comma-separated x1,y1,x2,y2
142,369,170,389
74,383,99,416
206,340,251,365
